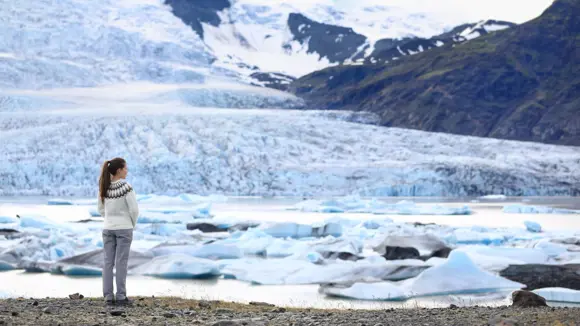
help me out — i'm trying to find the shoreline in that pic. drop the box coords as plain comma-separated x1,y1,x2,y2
1,297,580,326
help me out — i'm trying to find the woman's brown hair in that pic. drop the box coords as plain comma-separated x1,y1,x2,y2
99,157,126,203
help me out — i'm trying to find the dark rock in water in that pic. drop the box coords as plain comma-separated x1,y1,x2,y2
322,251,360,261
383,246,421,260
186,223,223,233
73,219,102,223
0,229,20,240
429,247,452,259
511,290,548,308
499,264,580,290
374,235,452,261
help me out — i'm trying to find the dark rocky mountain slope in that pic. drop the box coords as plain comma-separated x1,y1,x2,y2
290,0,580,146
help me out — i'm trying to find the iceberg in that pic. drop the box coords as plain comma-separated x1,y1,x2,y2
524,221,542,233
132,254,220,279
47,199,74,206
503,204,580,214
88,208,101,217
479,195,507,200
259,222,342,238
533,288,580,303
0,215,18,224
321,251,524,301
220,257,429,285
150,243,243,260
293,198,471,215
62,265,102,276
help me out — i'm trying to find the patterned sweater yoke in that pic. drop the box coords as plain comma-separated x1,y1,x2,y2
98,179,139,230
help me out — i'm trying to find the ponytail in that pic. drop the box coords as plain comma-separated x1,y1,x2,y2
99,161,111,203
99,157,127,203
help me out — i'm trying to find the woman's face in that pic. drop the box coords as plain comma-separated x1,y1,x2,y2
117,164,128,179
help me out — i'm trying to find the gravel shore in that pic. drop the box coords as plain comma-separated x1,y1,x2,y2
1,297,579,326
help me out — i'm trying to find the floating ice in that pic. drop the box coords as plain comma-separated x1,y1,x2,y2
455,246,550,271
0,216,17,224
88,208,101,217
150,243,243,260
47,199,74,206
132,254,220,279
62,265,102,276
321,251,524,300
220,258,429,285
524,221,542,233
479,195,507,200
258,222,342,239
533,288,580,303
0,260,16,271
504,204,580,214
293,198,471,215
19,215,62,230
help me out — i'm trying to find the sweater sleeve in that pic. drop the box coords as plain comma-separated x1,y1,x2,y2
98,195,105,217
125,187,139,228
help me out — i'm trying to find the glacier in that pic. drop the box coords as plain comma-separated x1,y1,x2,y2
2,107,579,197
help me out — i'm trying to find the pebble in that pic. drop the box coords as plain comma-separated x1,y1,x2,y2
163,312,177,318
110,310,125,317
42,306,54,314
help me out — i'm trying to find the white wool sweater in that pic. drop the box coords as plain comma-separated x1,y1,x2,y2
98,179,139,230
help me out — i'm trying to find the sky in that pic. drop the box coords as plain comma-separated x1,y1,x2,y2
331,0,554,24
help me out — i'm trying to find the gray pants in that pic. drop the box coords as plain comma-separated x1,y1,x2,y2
102,229,133,301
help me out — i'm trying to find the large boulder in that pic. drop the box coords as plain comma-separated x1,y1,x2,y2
511,290,548,308
500,264,580,290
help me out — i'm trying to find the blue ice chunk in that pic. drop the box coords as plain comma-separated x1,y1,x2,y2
524,221,542,233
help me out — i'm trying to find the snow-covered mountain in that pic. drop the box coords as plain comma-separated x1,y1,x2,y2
0,0,304,109
165,0,514,88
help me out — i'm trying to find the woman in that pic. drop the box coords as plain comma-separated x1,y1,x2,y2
97,157,139,306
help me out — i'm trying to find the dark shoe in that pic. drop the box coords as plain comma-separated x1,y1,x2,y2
105,300,115,306
116,298,133,306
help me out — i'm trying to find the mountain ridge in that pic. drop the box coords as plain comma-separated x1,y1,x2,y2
290,0,580,146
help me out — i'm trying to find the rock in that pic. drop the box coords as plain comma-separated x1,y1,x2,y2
186,223,223,233
10,312,18,317
511,290,548,308
499,264,580,290
429,247,452,259
32,301,38,306
68,293,84,300
198,301,211,309
163,312,177,318
249,301,275,307
216,308,233,314
110,310,125,316
489,315,519,326
383,246,421,260
42,306,55,314
449,304,458,309
271,307,286,313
